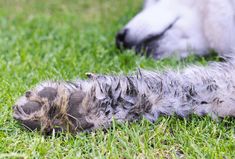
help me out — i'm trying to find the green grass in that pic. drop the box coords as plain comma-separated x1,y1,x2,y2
0,0,234,158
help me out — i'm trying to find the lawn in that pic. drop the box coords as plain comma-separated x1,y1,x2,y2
0,0,234,158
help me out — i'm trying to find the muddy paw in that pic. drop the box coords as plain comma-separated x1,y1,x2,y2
13,82,95,134
13,86,58,131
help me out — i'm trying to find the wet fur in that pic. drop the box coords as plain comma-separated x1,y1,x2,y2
13,60,235,134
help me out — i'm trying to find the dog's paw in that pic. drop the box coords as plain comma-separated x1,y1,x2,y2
13,84,58,131
13,81,95,135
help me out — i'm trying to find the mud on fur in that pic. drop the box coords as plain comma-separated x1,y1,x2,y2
13,60,235,135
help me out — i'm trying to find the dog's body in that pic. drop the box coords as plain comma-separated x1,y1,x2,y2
12,0,235,134
116,0,235,59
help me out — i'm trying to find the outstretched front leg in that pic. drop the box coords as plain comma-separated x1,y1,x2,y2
13,62,235,135
13,73,152,135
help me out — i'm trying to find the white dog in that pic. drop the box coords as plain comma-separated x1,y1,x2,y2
116,0,235,59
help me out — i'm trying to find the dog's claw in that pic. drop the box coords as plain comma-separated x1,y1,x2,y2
25,91,32,98
13,105,26,120
85,72,97,79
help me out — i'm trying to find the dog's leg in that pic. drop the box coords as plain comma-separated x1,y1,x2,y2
13,61,235,135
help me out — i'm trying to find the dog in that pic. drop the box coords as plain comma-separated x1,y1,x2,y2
13,0,235,134
116,0,235,59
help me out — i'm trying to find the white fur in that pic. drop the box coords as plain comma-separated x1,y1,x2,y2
121,0,235,58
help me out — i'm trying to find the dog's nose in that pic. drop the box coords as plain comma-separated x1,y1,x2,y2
116,28,129,49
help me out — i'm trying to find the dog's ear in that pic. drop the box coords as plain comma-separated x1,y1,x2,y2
144,0,157,9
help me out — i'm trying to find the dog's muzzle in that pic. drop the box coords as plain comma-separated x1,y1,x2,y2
115,28,133,49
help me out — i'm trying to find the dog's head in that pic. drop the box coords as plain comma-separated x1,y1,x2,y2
116,0,208,59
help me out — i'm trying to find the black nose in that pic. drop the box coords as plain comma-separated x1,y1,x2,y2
116,29,129,49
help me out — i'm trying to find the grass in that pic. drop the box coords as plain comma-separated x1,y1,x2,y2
0,0,234,158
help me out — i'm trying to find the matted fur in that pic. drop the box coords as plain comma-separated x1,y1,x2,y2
13,59,235,134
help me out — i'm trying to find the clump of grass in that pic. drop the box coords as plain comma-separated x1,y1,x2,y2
0,0,234,158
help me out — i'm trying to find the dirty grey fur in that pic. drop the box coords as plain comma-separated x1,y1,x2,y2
13,60,235,134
